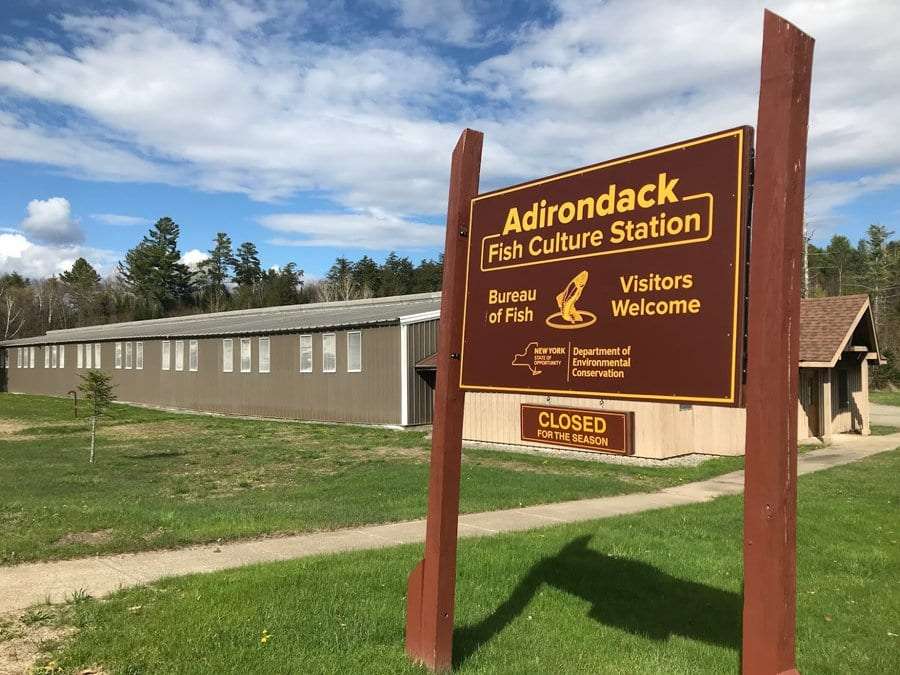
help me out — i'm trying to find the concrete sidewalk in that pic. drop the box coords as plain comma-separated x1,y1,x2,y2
1,432,897,615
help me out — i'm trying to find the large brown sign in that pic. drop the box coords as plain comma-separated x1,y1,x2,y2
520,404,634,455
459,127,752,406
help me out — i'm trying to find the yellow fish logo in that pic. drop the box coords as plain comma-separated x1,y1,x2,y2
556,270,589,324
546,271,597,329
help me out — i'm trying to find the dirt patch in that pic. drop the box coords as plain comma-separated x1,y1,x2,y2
0,420,27,436
366,446,428,461
53,530,113,547
0,609,76,675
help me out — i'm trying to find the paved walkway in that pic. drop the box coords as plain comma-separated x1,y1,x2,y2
2,432,897,614
872,402,900,427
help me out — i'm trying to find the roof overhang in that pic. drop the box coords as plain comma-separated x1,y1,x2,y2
399,309,440,325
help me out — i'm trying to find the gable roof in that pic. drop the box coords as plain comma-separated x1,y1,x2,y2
799,294,879,366
0,292,442,346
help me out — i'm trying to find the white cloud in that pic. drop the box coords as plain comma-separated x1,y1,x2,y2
20,196,83,244
259,209,443,249
386,0,478,45
180,248,208,267
0,0,897,235
0,232,119,278
92,213,151,226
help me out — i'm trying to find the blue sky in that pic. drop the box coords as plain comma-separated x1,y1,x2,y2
0,0,897,280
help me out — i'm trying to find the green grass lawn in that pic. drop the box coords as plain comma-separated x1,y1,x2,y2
0,394,745,565
30,448,898,674
871,389,900,406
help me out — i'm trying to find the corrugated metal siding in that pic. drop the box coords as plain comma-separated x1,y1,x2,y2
406,319,438,425
5,327,402,424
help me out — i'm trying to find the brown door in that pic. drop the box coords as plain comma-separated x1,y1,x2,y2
804,371,819,438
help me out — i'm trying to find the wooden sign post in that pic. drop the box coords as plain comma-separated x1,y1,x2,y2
405,128,482,671
743,11,813,675
406,10,812,673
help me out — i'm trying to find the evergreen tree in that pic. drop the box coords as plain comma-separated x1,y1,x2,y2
412,255,443,292
197,233,236,312
260,263,304,306
233,241,263,287
117,217,192,314
60,257,102,320
380,252,414,296
78,369,115,464
352,255,382,297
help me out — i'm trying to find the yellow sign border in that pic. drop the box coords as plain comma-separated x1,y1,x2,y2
459,127,747,404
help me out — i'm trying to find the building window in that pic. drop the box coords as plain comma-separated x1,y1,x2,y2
189,340,199,372
45,347,51,369
240,338,252,372
322,333,336,373
299,335,313,373
347,331,362,372
51,345,58,369
175,340,185,371
59,345,65,369
16,348,21,368
161,341,170,370
30,347,36,368
837,369,850,410
94,343,101,368
222,339,233,372
136,342,144,370
125,342,133,369
115,342,123,369
85,343,93,369
77,344,83,369
258,337,270,373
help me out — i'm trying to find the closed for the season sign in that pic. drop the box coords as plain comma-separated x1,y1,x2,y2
520,404,634,455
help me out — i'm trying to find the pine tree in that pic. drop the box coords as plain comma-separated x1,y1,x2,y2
60,257,102,321
261,263,303,306
117,217,193,314
380,252,414,296
351,256,382,297
197,233,236,312
78,369,115,464
233,242,263,288
412,255,443,292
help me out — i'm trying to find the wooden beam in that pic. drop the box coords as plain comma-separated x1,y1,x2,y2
405,128,483,672
742,10,814,675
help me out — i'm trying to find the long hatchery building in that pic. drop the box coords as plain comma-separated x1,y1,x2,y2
1,293,440,426
0,292,882,459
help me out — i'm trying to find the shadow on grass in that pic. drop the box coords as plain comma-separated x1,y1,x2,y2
454,535,740,668
129,450,188,459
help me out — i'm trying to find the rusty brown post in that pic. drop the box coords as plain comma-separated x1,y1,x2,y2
743,10,813,675
406,128,483,671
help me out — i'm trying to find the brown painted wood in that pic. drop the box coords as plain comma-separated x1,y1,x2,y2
405,128,483,671
743,10,813,675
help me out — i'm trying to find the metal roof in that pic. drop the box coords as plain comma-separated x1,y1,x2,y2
1,292,442,346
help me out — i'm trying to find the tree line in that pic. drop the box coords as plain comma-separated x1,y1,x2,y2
806,224,899,386
0,216,443,340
